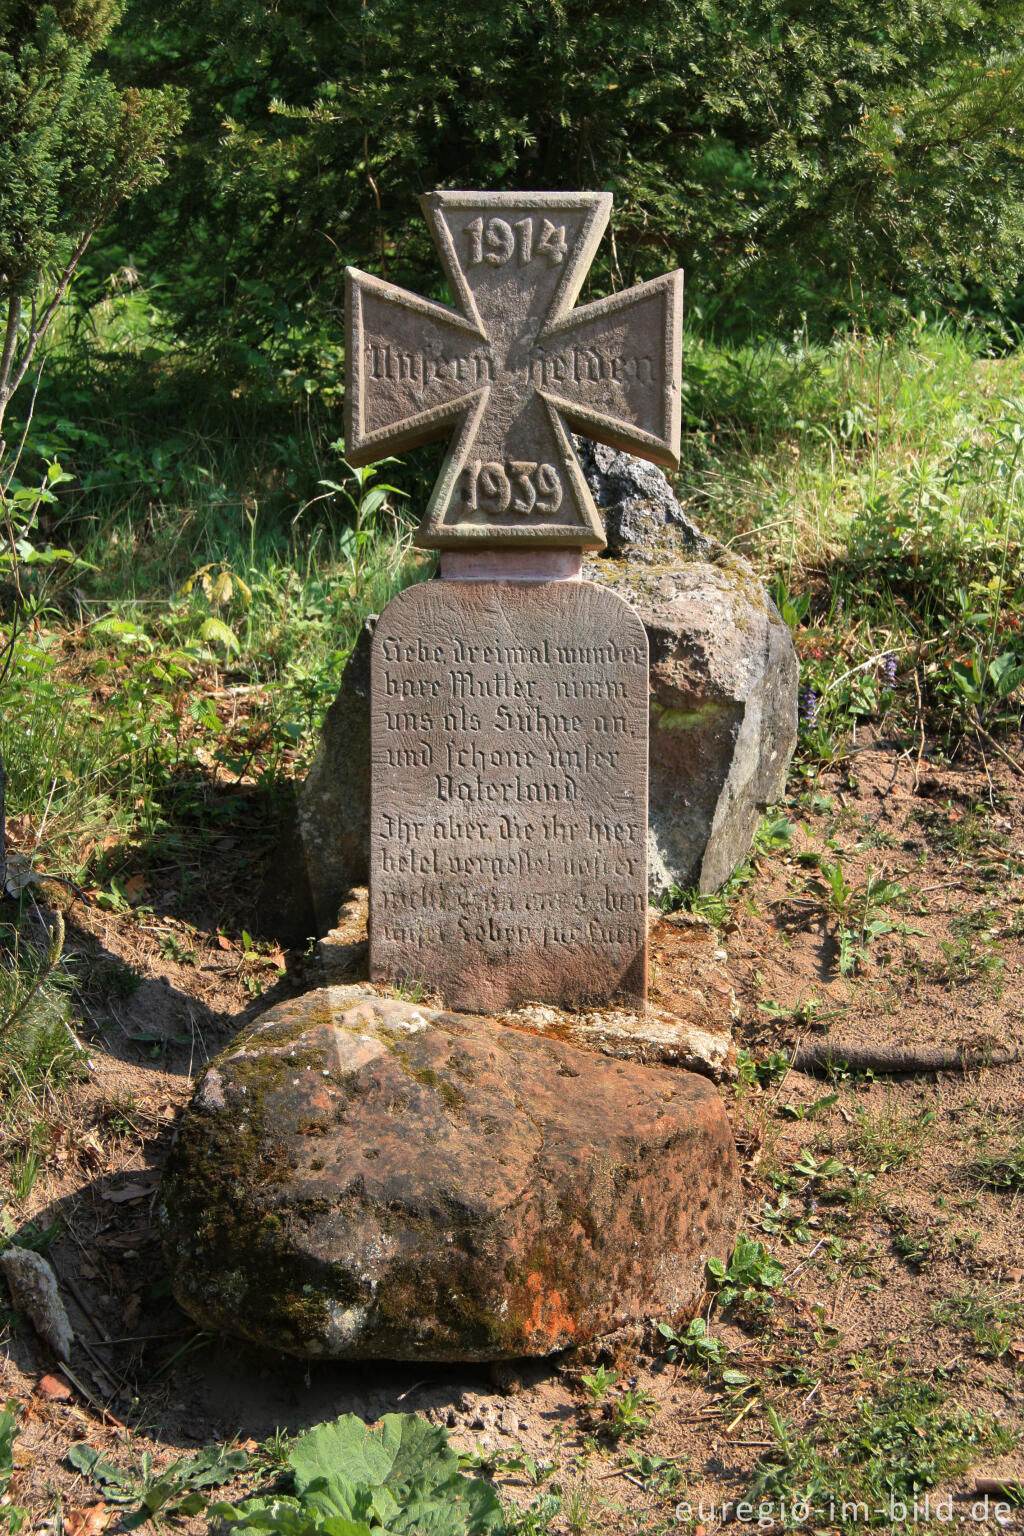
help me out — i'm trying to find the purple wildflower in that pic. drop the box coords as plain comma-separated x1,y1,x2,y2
883,653,897,687
800,688,821,726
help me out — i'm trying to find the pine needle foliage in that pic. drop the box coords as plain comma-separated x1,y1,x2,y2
106,0,1024,371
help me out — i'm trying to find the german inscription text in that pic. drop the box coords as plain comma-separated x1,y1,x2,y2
370,581,649,1011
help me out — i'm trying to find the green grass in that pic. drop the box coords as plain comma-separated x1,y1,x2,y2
971,1138,1024,1193
680,322,1024,754
0,911,76,1097
1,458,429,879
849,1094,937,1173
685,319,1023,575
745,1376,1016,1529
934,1287,1024,1361
0,910,79,1247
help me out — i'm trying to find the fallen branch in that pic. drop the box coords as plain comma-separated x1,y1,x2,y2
975,1476,1024,1501
791,1040,1022,1076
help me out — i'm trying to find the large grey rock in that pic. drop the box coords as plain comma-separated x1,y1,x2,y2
158,987,740,1361
258,449,797,940
579,442,798,895
576,437,713,562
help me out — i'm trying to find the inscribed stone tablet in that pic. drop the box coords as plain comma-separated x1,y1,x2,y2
370,580,648,1012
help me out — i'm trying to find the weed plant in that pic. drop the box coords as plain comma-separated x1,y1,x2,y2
747,1377,1015,1529
971,1138,1024,1192
850,1094,937,1173
934,1288,1024,1361
0,1400,27,1533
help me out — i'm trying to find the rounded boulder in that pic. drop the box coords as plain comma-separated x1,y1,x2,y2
159,987,740,1360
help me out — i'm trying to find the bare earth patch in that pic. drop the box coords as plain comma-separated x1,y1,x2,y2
2,730,1024,1533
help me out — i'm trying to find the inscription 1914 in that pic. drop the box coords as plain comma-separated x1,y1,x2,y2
370,581,649,1013
345,191,683,550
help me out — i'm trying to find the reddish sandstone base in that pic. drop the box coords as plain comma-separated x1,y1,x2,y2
160,990,741,1360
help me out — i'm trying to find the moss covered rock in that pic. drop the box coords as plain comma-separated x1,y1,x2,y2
577,441,797,895
159,987,740,1361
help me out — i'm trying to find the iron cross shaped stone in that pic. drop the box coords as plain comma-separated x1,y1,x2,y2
345,191,682,550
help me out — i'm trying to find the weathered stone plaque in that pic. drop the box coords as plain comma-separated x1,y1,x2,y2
370,580,648,1011
345,191,682,548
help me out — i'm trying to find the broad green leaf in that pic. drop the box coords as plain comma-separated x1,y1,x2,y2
91,617,153,651
0,1403,20,1496
187,1445,250,1485
199,616,241,654
392,1472,505,1536
210,1495,327,1535
288,1413,456,1497
66,1444,136,1496
989,652,1024,698
21,546,88,567
173,1491,209,1516
997,666,1024,699
950,659,982,700
359,485,390,518
301,1475,387,1525
213,1416,498,1536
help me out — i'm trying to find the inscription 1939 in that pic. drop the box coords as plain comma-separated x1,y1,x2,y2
370,581,649,1013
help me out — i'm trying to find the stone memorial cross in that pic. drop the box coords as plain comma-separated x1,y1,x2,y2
348,191,683,1012
346,191,682,548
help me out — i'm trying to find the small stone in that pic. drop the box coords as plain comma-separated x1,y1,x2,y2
490,1362,523,1395
502,997,736,1082
159,988,741,1361
576,436,710,560
0,1247,73,1361
497,1409,519,1437
197,1069,226,1112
